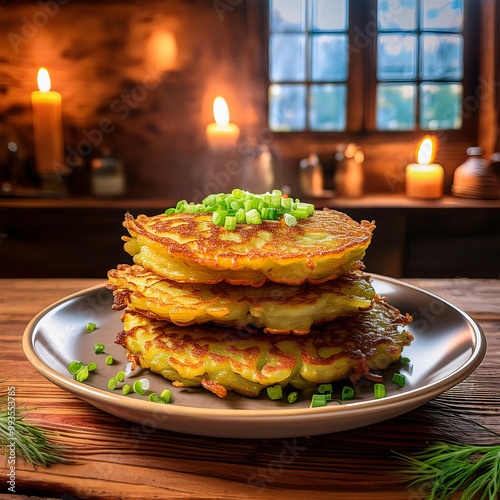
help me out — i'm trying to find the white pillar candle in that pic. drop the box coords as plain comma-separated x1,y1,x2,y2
206,96,240,149
406,136,444,199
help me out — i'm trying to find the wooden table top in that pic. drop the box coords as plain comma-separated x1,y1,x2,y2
1,278,499,500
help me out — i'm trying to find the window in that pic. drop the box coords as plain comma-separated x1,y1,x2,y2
268,0,349,131
376,0,464,131
267,0,473,135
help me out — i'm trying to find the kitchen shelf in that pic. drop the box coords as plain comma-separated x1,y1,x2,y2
1,194,499,279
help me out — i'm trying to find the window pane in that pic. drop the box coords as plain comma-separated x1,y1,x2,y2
270,0,306,32
376,83,416,130
269,84,307,131
420,83,462,129
309,84,347,130
421,0,463,31
378,0,417,30
421,34,463,80
311,35,348,81
377,35,417,80
270,34,306,81
311,0,348,31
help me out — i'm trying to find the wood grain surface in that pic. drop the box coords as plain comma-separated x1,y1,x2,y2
1,278,499,499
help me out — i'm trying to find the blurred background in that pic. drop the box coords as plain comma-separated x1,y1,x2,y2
0,0,499,279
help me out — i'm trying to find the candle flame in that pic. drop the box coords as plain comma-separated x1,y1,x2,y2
213,96,230,126
37,67,51,92
416,136,436,164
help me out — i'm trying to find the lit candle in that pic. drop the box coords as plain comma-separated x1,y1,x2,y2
206,96,240,148
31,67,64,176
406,136,444,199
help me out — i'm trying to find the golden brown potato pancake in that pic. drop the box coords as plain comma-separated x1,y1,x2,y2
116,297,413,398
107,264,375,335
122,209,375,286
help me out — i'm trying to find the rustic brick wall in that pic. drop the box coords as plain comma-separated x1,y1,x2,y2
0,0,489,200
0,0,268,199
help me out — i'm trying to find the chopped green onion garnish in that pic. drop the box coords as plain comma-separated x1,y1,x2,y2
224,215,236,231
75,367,89,382
68,361,83,375
122,384,131,395
310,394,327,408
212,210,227,226
87,362,97,372
164,190,315,230
400,356,411,363
93,342,105,354
287,391,298,404
245,209,262,225
133,380,146,395
105,355,114,365
107,378,117,390
235,208,245,223
159,389,172,403
392,373,406,387
282,197,292,210
148,392,159,402
318,384,333,394
283,213,297,227
116,371,125,382
374,383,386,399
266,384,283,400
86,322,96,332
271,190,281,207
341,386,355,401
139,378,150,390
133,378,150,395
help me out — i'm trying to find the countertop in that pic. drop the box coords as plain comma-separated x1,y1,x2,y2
1,278,499,499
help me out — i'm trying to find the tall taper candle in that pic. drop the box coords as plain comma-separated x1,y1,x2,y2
31,67,64,176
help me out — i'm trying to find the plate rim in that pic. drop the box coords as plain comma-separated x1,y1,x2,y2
22,274,487,421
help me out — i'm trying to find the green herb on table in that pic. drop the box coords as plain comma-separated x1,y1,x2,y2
0,380,67,467
395,442,500,500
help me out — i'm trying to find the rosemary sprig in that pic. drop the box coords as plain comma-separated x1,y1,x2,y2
395,442,500,500
0,382,68,468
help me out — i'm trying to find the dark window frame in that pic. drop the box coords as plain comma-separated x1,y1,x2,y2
252,0,480,148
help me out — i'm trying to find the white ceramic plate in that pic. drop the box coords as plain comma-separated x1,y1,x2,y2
23,275,486,439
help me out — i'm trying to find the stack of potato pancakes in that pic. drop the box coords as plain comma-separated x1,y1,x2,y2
107,192,412,398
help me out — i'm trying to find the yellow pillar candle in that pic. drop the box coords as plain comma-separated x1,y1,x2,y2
406,136,444,199
31,67,64,176
206,96,240,148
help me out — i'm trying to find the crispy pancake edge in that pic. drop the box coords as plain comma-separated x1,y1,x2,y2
115,296,413,398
